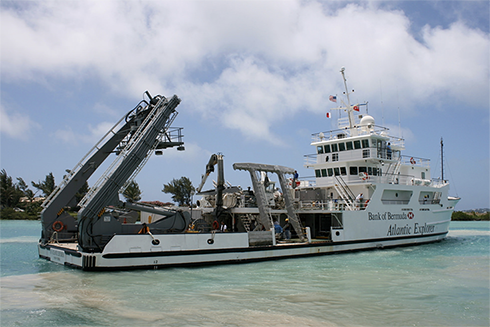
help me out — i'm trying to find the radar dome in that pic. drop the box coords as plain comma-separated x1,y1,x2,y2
360,115,375,132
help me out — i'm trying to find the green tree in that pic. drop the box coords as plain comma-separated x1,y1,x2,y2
16,177,40,215
0,169,23,207
451,211,470,221
32,172,56,197
162,177,195,206
123,180,142,202
17,177,35,200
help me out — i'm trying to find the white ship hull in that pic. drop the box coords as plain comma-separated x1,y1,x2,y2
38,207,453,271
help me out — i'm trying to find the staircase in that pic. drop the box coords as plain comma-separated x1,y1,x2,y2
334,175,355,210
241,214,253,231
385,158,402,184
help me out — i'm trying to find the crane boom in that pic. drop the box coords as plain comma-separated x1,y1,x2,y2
40,92,185,252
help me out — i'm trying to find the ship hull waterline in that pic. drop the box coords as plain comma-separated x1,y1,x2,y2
38,232,447,271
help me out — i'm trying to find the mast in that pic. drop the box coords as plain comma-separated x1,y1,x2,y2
441,138,444,181
340,67,357,136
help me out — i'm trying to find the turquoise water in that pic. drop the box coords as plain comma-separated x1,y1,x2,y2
1,220,488,326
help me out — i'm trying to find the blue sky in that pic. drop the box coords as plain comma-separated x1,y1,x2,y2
1,0,488,210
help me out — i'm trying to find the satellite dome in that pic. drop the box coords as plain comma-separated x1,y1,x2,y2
360,115,375,132
360,115,375,128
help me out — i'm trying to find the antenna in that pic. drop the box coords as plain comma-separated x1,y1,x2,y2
380,80,385,126
397,86,402,139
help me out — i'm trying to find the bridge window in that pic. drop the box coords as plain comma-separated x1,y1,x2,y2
350,166,358,175
331,143,338,152
368,167,373,175
317,146,324,154
354,140,361,149
334,168,340,176
324,144,331,153
339,143,346,151
362,139,370,148
315,170,321,178
327,168,333,176
321,169,327,177
346,141,353,150
359,166,367,173
340,167,347,175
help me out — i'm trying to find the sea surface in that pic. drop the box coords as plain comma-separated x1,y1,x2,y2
0,220,488,327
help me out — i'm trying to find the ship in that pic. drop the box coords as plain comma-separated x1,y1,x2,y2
38,69,460,270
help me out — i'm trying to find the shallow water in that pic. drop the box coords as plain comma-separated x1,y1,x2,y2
1,220,488,326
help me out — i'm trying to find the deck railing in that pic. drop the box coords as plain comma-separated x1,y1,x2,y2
297,199,367,211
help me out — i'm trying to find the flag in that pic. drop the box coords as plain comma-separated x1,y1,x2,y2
329,95,337,102
326,112,331,118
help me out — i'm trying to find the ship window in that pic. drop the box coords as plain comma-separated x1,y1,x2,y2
331,143,338,152
350,166,358,175
340,167,347,175
362,139,370,148
327,168,333,176
368,167,373,175
354,140,361,149
421,172,426,179
315,170,321,178
363,149,370,158
338,143,346,151
332,153,339,161
382,190,413,205
321,169,327,177
334,168,340,176
359,167,367,173
317,146,324,154
346,141,353,150
324,144,331,153
419,191,442,204
372,168,378,176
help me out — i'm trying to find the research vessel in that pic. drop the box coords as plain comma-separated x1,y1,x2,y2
38,69,459,270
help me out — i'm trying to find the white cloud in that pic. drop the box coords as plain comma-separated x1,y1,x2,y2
1,1,488,145
0,105,40,140
53,121,117,145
